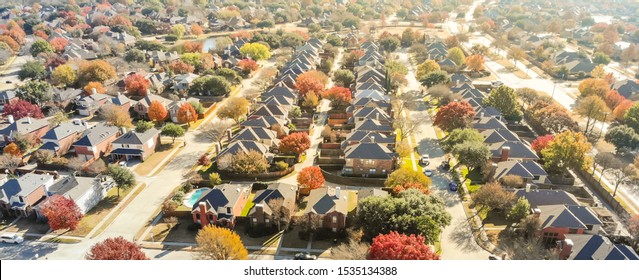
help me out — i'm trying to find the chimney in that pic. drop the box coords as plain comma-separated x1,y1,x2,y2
480,112,484,118
456,79,460,86
198,202,209,225
335,187,341,198
559,239,574,260
26,117,32,124
120,127,127,135
226,128,233,139
214,143,221,155
532,208,541,219
7,115,14,124
370,136,375,143
525,183,532,192
91,88,97,95
146,89,151,96
375,113,379,120
500,146,510,162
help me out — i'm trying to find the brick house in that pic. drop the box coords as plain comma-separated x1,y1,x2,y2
247,183,297,230
304,187,348,232
109,128,160,162
535,204,603,244
191,184,251,228
72,124,120,163
0,116,50,145
39,120,87,156
0,173,55,217
133,94,172,120
342,142,395,177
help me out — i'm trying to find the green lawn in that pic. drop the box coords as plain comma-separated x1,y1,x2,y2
240,193,256,216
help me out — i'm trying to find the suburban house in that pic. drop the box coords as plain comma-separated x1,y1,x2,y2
342,142,395,177
0,173,55,217
535,204,604,243
191,184,251,228
611,79,639,100
72,124,120,163
349,107,392,125
304,187,348,232
513,189,581,208
168,97,200,123
147,51,180,66
230,127,279,148
491,160,549,184
247,183,298,229
133,94,172,119
216,141,273,171
558,234,639,260
0,116,50,144
52,88,83,108
241,116,289,132
45,175,115,214
109,128,160,162
489,141,540,162
76,93,111,117
146,72,172,93
342,131,396,149
39,120,88,156
173,73,200,92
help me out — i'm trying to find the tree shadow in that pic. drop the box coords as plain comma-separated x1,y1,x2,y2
448,219,484,253
0,240,59,260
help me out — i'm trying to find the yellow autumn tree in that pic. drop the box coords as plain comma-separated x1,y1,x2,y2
195,225,248,260
465,54,485,71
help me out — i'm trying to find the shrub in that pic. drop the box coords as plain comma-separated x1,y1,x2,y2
181,183,194,193
209,172,222,186
162,200,178,216
165,34,178,41
275,161,289,171
172,191,185,202
198,154,211,166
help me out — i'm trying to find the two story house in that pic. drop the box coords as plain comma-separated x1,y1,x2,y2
109,128,160,162
247,183,297,230
304,187,348,233
72,124,120,163
191,184,251,228
342,142,395,177
535,204,603,243
0,116,50,144
39,120,88,156
0,173,55,217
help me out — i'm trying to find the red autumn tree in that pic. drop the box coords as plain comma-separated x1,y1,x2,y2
605,90,626,110
86,236,149,260
168,60,195,74
297,166,325,195
182,41,203,53
125,74,151,96
40,195,83,231
322,86,352,107
238,59,258,74
83,81,106,95
230,30,253,40
177,102,198,124
3,143,22,157
531,134,555,154
279,132,311,155
2,99,44,119
613,100,634,121
34,30,48,40
391,182,430,196
148,101,168,122
433,101,476,132
49,37,69,53
295,70,328,97
368,231,440,260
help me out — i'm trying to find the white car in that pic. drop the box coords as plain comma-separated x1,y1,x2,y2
424,169,433,177
1,233,24,244
421,154,430,165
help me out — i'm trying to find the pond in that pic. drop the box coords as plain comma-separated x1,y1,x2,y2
202,38,216,52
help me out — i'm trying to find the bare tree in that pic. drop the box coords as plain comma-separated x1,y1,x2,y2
67,157,85,174
499,236,558,260
199,121,232,147
608,165,639,197
594,152,622,181
393,90,420,114
299,213,322,234
0,155,22,174
267,198,295,232
393,117,419,142
331,241,370,260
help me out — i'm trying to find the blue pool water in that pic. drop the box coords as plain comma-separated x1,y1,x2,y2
185,188,210,208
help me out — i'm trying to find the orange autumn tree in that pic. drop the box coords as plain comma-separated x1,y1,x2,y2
49,37,69,53
191,24,204,36
279,132,311,155
465,54,485,71
168,60,195,74
148,101,168,122
613,100,634,121
295,70,328,97
182,41,203,53
297,166,325,195
83,81,106,95
321,86,352,107
177,102,198,124
3,143,22,157
124,74,150,96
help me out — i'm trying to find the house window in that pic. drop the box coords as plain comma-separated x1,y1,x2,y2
586,225,593,230
332,216,337,224
252,218,257,223
208,215,214,221
533,175,540,181
19,196,24,203
265,218,270,224
568,228,578,234
369,168,376,174
382,169,387,174
138,104,143,111
332,227,337,232
227,207,232,214
195,214,200,220
343,168,353,174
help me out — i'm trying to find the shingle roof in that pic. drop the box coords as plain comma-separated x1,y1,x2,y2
353,119,393,133
231,127,277,142
112,128,159,145
0,173,53,203
217,140,270,159
565,234,639,260
344,143,394,160
513,189,580,207
0,117,48,137
73,124,118,147
489,141,539,160
42,121,85,141
305,187,348,215
249,183,297,216
192,184,251,213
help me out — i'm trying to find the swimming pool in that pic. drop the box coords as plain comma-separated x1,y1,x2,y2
183,188,210,208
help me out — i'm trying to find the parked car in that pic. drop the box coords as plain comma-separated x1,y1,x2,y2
448,182,458,192
424,169,433,177
488,254,502,260
0,233,24,244
294,252,317,260
491,81,503,87
421,154,430,165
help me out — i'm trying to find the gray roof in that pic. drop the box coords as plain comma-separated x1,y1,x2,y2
564,234,639,260
513,189,580,207
357,189,388,201
0,117,49,137
73,124,118,147
110,94,131,106
305,187,348,215
611,79,639,99
248,183,297,216
494,160,547,180
344,143,394,160
354,90,389,101
538,204,602,230
481,129,520,143
231,127,277,143
42,121,86,141
113,128,159,145
0,173,53,203
241,116,286,129
473,117,508,131
217,140,270,159
353,119,393,133
192,184,251,214
489,141,539,160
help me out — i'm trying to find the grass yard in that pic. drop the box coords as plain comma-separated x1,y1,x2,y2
144,215,197,244
4,217,50,234
240,193,256,216
280,227,308,249
468,184,481,194
135,144,182,176
89,183,147,238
